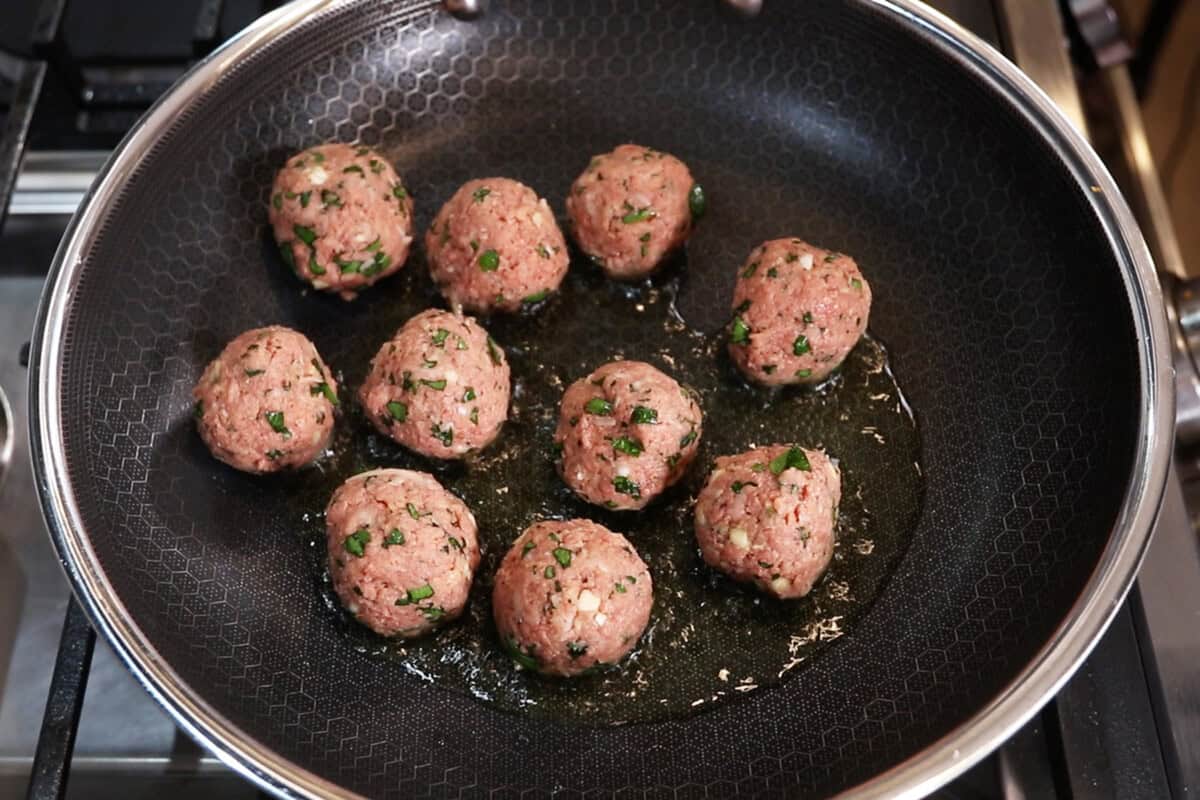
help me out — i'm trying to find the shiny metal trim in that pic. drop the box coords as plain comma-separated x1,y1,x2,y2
995,0,1089,133
28,2,1172,799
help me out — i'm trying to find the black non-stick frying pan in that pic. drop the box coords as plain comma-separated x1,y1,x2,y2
30,0,1172,797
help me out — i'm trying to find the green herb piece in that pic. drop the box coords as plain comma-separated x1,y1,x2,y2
679,429,698,448
299,190,311,208
392,184,407,200
432,329,450,347
420,378,447,391
402,371,415,392
355,146,369,156
309,150,325,164
366,237,383,253
365,251,391,276
336,257,362,274
342,164,364,175
551,441,564,459
795,368,812,378
293,224,317,246
553,547,572,568
193,399,205,419
472,186,491,203
793,335,811,356
244,368,264,377
384,529,405,547
604,500,618,509
621,205,654,224
455,336,468,351
478,249,500,271
408,584,434,602
308,257,325,276
469,408,479,425
265,411,290,436
631,406,658,425
523,289,550,304
505,637,539,670
320,189,341,207
786,253,799,263
851,278,863,290
421,606,445,621
544,565,556,579
368,159,384,174
731,481,757,494
757,561,773,569
688,183,706,218
614,582,627,593
272,193,282,210
612,437,643,457
344,528,370,557
803,311,814,324
278,242,296,270
312,382,339,405
613,476,641,499
730,316,750,345
567,642,588,659
537,244,551,259
431,423,453,447
439,221,450,245
265,449,282,460
448,536,464,551
825,252,838,262
386,400,408,422
750,462,766,472
769,446,812,476
487,337,503,365
763,365,776,375
407,503,421,519
742,261,760,278
585,397,613,416
521,540,536,558
463,387,476,402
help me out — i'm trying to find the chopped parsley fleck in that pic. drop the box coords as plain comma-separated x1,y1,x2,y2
278,242,296,270
585,397,613,416
505,637,538,670
796,368,813,378
621,205,655,224
851,277,863,290
265,411,290,436
803,311,814,324
612,437,643,457
421,606,445,621
293,224,317,246
786,253,799,263
472,186,491,203
309,150,325,164
613,476,641,499
767,267,778,278
193,399,205,419
299,190,311,208
631,406,658,425
386,400,408,422
730,316,750,345
431,423,453,447
469,408,479,425
272,193,282,210
344,528,370,557
544,565,556,579
384,529,405,547
244,368,264,377
407,503,422,519
312,382,339,405
523,289,550,304
265,449,282,460
552,548,573,569
731,481,757,494
478,249,500,271
369,159,384,174
408,584,435,602
366,237,383,253
432,328,450,347
355,146,369,156
336,257,362,274
763,365,776,375
521,540,536,558
342,164,364,175
679,429,698,448
750,462,766,472
757,561,773,569
567,641,588,659
688,183,706,218
448,536,464,551
455,336,468,351
420,378,447,391
769,446,812,476
537,244,551,259
614,582,627,593
486,337,503,365
459,388,475,404
742,261,760,278
320,189,341,207
392,184,407,200
793,334,811,356
825,252,838,262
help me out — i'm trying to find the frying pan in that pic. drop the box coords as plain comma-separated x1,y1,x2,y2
29,0,1172,796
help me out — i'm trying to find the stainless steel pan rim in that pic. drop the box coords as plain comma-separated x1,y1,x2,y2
28,1,1173,798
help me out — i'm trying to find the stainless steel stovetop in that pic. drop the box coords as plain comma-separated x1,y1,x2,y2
1,1,1198,798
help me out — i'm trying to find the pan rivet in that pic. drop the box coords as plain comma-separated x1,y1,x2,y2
720,0,764,18
443,0,487,20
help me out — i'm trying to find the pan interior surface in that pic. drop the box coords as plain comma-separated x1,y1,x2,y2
42,0,1145,796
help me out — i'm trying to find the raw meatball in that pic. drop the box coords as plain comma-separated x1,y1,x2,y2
193,326,338,473
694,445,841,599
269,143,414,300
425,177,569,313
359,309,510,459
554,360,702,511
326,469,480,638
565,144,702,280
492,519,653,677
728,238,871,385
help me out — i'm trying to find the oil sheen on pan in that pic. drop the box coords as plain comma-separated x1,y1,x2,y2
284,254,924,726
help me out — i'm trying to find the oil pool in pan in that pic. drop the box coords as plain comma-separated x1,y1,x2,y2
284,255,923,726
